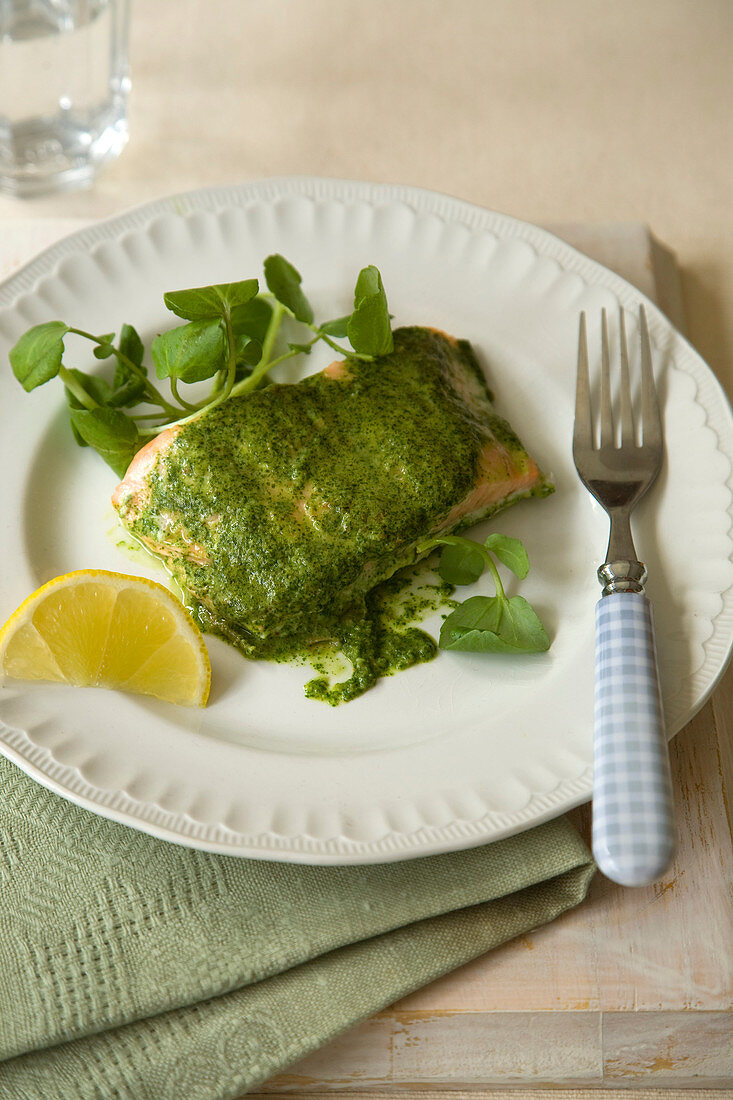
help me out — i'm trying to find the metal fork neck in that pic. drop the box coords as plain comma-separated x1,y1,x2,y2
599,510,647,596
598,559,648,596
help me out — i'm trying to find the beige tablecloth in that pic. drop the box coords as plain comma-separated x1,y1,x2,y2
1,0,730,403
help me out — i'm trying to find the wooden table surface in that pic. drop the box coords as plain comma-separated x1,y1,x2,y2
1,1,731,1092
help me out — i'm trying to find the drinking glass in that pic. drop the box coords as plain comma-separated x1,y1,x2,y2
0,0,131,196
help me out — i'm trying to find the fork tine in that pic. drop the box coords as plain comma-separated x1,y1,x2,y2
600,308,613,446
574,312,592,450
618,310,634,443
639,305,662,447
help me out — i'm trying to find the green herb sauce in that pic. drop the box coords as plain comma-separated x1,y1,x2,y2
118,327,549,704
303,564,456,705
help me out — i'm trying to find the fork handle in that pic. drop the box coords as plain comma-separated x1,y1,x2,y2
593,592,676,886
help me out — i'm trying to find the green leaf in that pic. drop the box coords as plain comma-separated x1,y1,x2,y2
440,595,550,653
441,626,522,654
438,540,486,586
109,377,147,408
92,333,116,359
151,320,226,383
233,336,262,382
64,368,114,447
68,408,140,477
288,341,313,355
63,369,113,411
69,420,89,448
440,595,503,637
230,297,273,342
235,337,262,367
109,323,147,407
320,316,350,337
353,265,382,300
483,533,530,579
9,321,69,391
347,265,393,356
263,254,314,324
501,595,550,650
163,280,259,321
118,322,145,366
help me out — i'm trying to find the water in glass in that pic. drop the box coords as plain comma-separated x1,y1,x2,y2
0,0,130,196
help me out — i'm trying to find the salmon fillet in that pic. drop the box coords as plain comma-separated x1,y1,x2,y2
112,327,552,644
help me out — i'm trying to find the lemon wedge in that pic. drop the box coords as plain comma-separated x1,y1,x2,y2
0,570,211,707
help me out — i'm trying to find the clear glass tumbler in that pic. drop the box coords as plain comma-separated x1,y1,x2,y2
0,0,131,197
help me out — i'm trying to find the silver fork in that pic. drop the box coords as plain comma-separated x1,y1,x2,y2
573,306,675,886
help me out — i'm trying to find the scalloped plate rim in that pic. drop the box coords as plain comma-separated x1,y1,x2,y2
0,176,731,863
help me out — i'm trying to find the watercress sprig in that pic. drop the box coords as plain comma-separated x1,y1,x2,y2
8,255,394,477
418,533,550,654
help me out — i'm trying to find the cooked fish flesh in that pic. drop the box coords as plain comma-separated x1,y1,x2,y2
112,327,552,644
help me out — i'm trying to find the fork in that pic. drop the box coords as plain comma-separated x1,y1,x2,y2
573,306,675,886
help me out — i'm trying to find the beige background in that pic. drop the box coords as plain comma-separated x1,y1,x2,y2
1,0,731,398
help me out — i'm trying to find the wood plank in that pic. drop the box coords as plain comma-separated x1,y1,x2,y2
259,1011,602,1091
253,1093,729,1099
257,1010,732,1090
603,1011,733,1085
253,1095,730,1099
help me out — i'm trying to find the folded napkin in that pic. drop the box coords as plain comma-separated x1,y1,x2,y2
0,755,594,1099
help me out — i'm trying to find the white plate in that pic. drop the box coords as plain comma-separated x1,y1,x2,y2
1,178,731,863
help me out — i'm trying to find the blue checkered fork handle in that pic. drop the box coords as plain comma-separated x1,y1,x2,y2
593,592,675,886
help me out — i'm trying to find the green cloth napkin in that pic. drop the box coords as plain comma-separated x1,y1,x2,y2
0,755,594,1099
